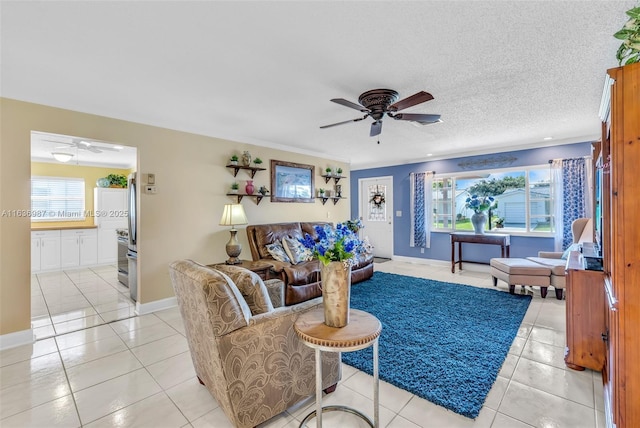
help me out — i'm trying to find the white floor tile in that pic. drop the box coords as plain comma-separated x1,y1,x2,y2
146,351,196,390
164,377,219,422
58,335,128,368
129,333,189,366
83,392,188,428
73,368,162,425
66,349,143,392
0,394,80,428
11,261,599,428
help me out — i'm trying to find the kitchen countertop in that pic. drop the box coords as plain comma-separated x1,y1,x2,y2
31,225,98,231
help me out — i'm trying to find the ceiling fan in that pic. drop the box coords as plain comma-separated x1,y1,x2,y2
46,139,121,153
320,89,441,137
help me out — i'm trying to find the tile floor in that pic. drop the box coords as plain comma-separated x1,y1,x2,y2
1,260,604,427
30,265,136,340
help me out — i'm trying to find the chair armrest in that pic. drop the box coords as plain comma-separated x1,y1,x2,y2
538,251,563,259
264,279,285,308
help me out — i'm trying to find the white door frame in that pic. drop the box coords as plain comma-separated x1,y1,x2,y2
358,176,394,259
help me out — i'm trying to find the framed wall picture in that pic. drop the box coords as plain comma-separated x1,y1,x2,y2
271,160,315,203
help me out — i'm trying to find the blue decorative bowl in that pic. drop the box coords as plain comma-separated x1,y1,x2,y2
97,177,110,188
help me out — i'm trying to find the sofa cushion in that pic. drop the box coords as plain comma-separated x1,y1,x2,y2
282,236,313,264
266,242,291,263
253,223,303,259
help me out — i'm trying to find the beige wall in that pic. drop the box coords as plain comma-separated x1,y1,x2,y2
0,98,350,336
31,162,133,228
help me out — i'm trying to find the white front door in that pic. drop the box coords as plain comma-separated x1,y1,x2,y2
359,176,393,258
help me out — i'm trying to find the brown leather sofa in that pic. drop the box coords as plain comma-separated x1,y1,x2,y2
246,222,374,305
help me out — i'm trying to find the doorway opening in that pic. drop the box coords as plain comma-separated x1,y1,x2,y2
30,131,138,339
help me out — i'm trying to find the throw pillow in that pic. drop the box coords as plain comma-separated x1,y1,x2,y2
561,243,581,260
282,236,313,265
265,242,291,263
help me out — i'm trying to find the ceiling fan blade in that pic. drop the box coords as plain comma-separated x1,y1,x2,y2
370,121,382,137
388,91,434,112
84,146,102,153
320,115,367,129
330,98,369,112
92,145,120,152
392,113,441,123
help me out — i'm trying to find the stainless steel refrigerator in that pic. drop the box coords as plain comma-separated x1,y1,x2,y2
127,172,138,302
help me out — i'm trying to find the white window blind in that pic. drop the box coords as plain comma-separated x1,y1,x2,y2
31,176,85,221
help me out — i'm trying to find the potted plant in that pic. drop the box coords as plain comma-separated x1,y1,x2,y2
325,167,332,176
253,157,263,165
318,188,325,197
336,167,343,177
494,217,505,229
230,154,239,166
106,173,127,188
230,182,240,194
258,185,269,195
614,6,640,65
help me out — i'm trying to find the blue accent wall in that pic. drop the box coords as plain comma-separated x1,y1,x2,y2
350,142,592,262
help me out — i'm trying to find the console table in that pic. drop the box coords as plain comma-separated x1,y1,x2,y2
450,232,510,273
294,308,382,427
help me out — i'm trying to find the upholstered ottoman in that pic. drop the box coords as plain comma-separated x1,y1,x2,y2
526,257,566,299
490,258,554,299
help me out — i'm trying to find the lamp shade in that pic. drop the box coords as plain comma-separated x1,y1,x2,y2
52,152,74,163
219,204,248,226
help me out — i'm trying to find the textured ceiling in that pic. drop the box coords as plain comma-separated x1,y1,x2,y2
1,1,635,169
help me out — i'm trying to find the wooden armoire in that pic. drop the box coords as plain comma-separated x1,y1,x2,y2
599,61,640,428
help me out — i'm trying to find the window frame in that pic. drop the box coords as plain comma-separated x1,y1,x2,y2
31,176,86,222
431,164,553,237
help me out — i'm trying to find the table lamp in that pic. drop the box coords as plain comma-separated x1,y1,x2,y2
219,203,248,264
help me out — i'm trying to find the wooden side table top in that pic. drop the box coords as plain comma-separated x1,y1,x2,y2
294,308,381,351
209,259,273,271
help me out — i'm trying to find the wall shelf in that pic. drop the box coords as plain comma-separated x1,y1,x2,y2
320,174,346,184
226,193,266,205
226,164,266,178
317,196,346,205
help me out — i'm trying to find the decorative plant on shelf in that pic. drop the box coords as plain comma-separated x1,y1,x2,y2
614,6,640,65
230,182,240,193
325,167,332,176
318,188,325,197
258,185,269,195
494,217,505,228
230,154,239,165
105,174,127,188
336,167,343,176
253,157,263,165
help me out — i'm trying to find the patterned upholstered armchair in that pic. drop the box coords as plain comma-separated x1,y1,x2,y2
169,260,341,428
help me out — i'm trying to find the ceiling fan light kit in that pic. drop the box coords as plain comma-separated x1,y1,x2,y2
321,88,441,137
51,152,74,162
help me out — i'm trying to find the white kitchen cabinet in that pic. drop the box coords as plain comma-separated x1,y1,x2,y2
60,229,98,268
94,188,127,264
31,230,61,272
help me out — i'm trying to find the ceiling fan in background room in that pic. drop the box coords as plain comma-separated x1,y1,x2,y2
46,139,122,153
320,89,442,138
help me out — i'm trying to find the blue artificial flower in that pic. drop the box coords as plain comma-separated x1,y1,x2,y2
298,220,365,266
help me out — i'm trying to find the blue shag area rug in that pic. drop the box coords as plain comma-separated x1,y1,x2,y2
343,272,532,419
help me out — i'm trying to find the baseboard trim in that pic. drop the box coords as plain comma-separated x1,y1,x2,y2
0,328,35,351
135,296,177,316
392,255,450,267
